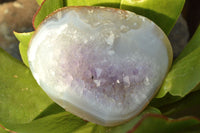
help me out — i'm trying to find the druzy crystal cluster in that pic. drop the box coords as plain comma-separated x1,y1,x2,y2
28,6,172,126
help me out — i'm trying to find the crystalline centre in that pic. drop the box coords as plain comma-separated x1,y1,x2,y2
28,7,172,126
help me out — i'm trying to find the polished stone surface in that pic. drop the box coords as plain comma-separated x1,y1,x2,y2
28,7,172,126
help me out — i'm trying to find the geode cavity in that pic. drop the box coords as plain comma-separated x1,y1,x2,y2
28,6,172,126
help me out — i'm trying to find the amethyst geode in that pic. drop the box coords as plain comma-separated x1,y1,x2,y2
28,6,172,126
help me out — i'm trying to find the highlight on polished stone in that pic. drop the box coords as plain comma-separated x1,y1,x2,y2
28,6,173,126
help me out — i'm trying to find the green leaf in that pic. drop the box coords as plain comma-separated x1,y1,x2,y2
0,124,14,133
0,128,6,133
120,0,185,35
34,103,65,120
157,46,200,97
131,114,200,133
175,25,200,63
159,90,200,118
156,26,200,98
14,31,34,67
33,0,64,29
10,107,160,133
36,0,44,5
0,48,53,127
67,0,121,8
103,107,160,133
12,112,87,133
150,93,181,108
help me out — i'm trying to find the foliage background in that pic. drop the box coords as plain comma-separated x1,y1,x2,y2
0,0,200,132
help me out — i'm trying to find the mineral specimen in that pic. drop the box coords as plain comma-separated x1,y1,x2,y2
28,6,172,126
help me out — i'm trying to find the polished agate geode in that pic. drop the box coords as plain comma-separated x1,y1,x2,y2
28,6,172,126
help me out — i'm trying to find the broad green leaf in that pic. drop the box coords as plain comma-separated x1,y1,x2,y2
150,93,181,108
156,27,200,98
36,0,44,5
131,114,200,133
12,112,87,133
10,107,160,133
0,124,13,133
0,129,10,133
192,83,200,92
67,0,121,8
159,90,200,118
120,0,185,35
0,129,8,133
157,46,200,97
14,32,34,67
33,0,64,29
175,25,200,63
34,103,65,120
0,48,53,127
102,107,160,133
